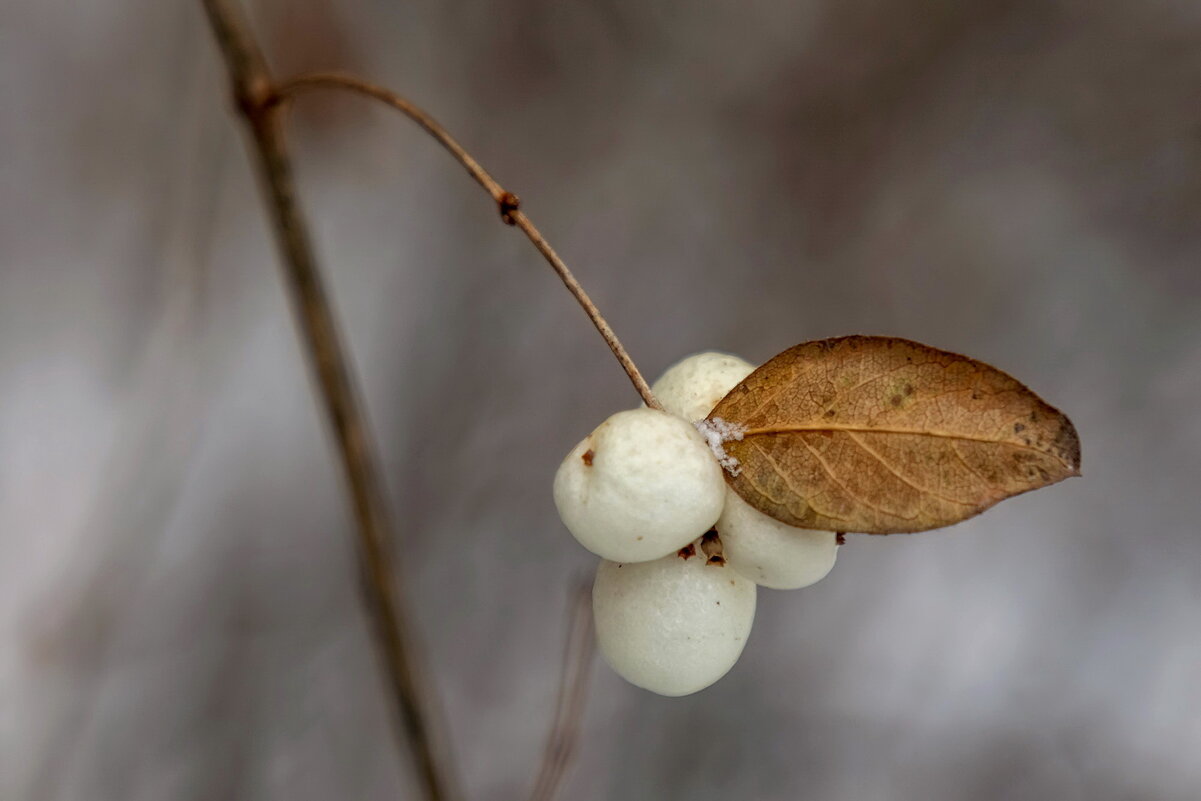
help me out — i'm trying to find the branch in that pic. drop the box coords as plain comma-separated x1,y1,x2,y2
528,581,597,801
199,3,458,800
272,72,662,410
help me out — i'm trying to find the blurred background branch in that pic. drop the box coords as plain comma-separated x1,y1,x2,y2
528,580,596,801
200,1,458,799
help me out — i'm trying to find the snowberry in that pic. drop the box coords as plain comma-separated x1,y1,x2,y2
592,547,757,696
554,408,725,562
718,489,839,589
651,351,755,422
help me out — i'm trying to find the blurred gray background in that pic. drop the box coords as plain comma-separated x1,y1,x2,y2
4,0,1201,799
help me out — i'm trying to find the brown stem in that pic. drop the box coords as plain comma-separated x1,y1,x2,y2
199,3,457,800
272,72,662,410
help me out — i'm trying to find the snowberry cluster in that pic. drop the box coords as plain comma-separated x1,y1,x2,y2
554,352,841,696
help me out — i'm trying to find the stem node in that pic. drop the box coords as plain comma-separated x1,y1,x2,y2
498,191,522,225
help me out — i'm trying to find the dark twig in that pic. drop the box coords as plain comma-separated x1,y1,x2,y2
199,3,457,800
528,581,598,801
272,72,662,410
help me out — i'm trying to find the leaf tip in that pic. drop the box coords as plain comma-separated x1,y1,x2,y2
1055,414,1082,479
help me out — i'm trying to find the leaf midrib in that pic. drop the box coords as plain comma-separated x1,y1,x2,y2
738,423,1076,471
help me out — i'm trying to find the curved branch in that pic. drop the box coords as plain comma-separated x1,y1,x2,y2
273,72,662,410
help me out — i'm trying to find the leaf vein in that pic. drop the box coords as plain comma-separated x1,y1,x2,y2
949,441,999,490
745,440,797,508
845,432,976,508
797,435,915,522
749,440,853,523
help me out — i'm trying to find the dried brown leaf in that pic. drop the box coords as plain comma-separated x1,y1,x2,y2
707,336,1080,534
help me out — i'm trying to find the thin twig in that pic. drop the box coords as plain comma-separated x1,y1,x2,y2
273,72,662,410
199,3,457,800
528,580,597,801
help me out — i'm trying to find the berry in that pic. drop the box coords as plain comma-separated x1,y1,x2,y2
554,408,725,562
719,489,839,589
592,547,756,696
651,351,755,422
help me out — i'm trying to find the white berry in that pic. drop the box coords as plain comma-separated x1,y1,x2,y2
719,488,839,589
651,351,755,422
592,548,757,696
554,408,725,562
